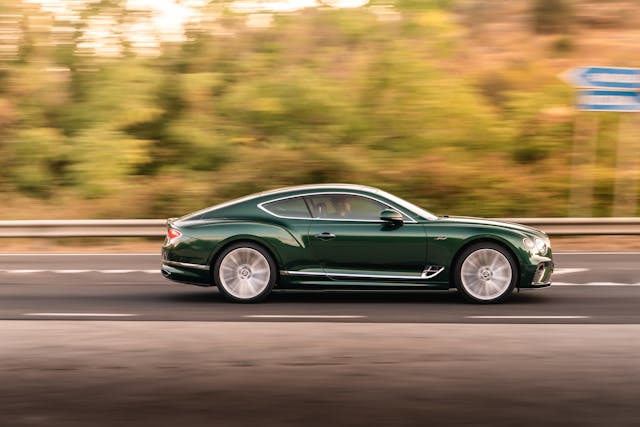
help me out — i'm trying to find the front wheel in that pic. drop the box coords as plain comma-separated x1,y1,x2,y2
454,242,517,304
213,242,276,303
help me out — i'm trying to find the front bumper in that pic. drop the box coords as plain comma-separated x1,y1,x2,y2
520,259,554,289
532,261,554,286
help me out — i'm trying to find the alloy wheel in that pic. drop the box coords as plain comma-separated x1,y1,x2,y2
460,248,513,301
218,247,271,300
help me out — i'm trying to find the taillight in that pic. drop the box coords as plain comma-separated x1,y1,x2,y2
167,228,182,242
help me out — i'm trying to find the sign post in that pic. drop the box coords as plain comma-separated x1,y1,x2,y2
562,66,640,217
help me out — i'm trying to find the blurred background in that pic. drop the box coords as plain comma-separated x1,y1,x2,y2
0,0,639,220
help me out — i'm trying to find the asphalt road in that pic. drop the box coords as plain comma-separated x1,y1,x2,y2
1,252,640,426
0,252,639,323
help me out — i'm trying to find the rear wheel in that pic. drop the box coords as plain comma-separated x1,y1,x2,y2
213,242,276,303
454,242,517,304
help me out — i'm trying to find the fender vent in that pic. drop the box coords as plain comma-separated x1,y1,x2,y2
422,265,444,279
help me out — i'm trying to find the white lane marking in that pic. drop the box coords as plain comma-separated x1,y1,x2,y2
553,282,640,287
553,268,588,275
2,269,46,274
0,270,159,274
100,270,135,274
55,270,91,274
0,253,158,256
244,315,366,319
467,316,590,319
24,313,138,317
2,251,632,256
555,252,640,255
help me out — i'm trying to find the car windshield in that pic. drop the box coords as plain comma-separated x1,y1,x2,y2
373,189,438,220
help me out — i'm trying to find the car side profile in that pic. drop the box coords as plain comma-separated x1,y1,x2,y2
161,184,553,303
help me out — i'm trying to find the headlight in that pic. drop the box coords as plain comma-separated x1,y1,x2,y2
523,237,548,255
523,238,535,252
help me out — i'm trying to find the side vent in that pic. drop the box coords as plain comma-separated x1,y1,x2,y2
421,265,444,279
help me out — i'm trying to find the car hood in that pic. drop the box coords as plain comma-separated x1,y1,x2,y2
437,216,546,237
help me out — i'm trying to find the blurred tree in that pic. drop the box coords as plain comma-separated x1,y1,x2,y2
532,0,573,33
0,1,632,218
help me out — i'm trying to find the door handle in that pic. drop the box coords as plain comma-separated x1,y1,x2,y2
314,232,336,240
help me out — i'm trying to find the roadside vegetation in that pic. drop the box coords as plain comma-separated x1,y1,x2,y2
0,0,639,219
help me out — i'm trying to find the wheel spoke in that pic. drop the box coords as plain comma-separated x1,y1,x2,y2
219,247,271,300
460,248,512,301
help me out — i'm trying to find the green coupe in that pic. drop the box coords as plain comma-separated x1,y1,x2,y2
161,184,553,303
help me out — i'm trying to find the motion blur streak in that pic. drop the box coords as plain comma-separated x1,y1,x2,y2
2,1,640,220
2,1,640,425
2,321,640,426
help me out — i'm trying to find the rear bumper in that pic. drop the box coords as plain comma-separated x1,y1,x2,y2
161,261,211,287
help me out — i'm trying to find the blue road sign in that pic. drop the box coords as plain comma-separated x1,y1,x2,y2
563,67,640,90
576,90,640,112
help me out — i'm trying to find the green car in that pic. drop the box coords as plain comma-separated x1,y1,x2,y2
161,184,553,303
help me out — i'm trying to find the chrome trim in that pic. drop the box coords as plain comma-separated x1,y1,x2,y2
280,271,325,276
163,260,210,271
421,266,445,279
258,192,418,223
280,270,436,280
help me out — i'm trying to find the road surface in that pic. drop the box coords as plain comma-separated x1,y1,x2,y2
1,252,639,426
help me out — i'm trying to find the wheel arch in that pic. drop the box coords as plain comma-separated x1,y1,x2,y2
208,236,282,283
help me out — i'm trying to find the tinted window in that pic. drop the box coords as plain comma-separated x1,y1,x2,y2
262,197,311,219
306,194,388,220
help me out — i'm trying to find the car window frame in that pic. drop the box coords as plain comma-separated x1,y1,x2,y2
257,191,418,223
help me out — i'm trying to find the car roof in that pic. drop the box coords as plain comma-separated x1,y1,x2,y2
179,184,383,221
251,183,379,198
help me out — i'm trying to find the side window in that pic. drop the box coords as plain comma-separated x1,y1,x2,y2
305,194,387,220
261,197,311,219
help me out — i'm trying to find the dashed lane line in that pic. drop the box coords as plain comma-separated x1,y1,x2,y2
0,253,158,256
244,315,366,319
553,268,589,275
23,313,139,317
553,282,640,287
0,269,158,274
555,252,640,255
467,316,590,319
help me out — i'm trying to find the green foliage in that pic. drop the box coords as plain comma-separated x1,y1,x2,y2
0,2,628,218
69,128,151,198
552,35,574,53
393,0,457,10
8,128,69,196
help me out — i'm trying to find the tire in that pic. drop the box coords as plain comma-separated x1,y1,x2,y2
454,242,517,304
213,242,276,303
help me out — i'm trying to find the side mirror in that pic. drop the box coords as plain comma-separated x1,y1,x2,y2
380,209,403,224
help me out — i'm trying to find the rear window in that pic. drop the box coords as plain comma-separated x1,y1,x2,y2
261,197,311,219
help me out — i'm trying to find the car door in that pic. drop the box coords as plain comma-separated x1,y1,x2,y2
305,193,428,282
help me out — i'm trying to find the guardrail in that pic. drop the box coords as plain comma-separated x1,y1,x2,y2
0,218,640,237
0,220,166,238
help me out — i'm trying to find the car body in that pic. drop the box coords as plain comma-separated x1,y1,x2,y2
161,184,553,303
